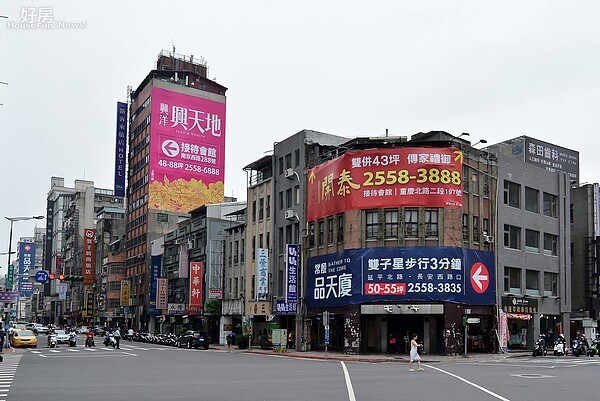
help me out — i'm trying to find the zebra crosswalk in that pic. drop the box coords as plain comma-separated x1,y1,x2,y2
0,354,22,398
29,344,170,355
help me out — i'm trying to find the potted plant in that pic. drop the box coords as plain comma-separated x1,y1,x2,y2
236,333,250,349
258,334,271,350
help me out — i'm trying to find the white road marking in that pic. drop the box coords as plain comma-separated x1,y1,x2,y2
424,364,511,401
340,361,356,401
122,352,138,357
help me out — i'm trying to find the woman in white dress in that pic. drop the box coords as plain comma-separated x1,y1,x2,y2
408,334,424,371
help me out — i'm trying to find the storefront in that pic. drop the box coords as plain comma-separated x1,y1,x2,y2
501,296,537,350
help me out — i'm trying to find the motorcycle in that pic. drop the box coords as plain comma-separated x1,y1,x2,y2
553,340,567,356
104,334,117,348
572,339,587,357
587,339,599,357
68,333,77,347
532,338,547,357
85,334,95,347
47,334,57,348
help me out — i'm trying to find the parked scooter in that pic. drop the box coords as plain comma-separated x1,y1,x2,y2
572,338,587,357
553,338,568,356
587,338,599,357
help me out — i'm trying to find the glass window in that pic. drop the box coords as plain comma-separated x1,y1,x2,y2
525,229,540,253
252,201,257,221
318,221,324,246
462,214,469,241
266,195,271,218
308,222,315,248
526,270,539,296
337,214,345,243
384,209,398,239
286,188,292,208
482,174,490,197
425,209,438,238
327,218,334,245
366,210,378,240
504,267,521,294
544,233,558,256
543,192,558,218
285,153,292,169
240,239,245,263
294,186,300,205
404,209,418,238
279,157,284,175
295,149,300,167
472,216,479,242
471,173,479,195
544,272,558,297
259,198,264,221
504,180,521,208
462,165,469,192
504,224,521,250
525,187,539,213
278,192,284,211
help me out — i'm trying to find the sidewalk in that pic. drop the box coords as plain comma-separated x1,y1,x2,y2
217,345,530,364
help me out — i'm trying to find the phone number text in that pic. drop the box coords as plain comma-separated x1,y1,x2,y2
365,282,463,295
157,160,220,176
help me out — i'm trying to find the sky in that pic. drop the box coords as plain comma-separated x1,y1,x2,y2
1,1,599,274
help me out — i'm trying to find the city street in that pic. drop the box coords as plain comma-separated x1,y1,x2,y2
0,335,599,400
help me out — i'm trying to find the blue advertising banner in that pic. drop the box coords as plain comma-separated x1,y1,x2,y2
19,242,35,297
275,299,297,315
306,246,495,308
149,255,161,306
285,244,299,304
114,101,127,197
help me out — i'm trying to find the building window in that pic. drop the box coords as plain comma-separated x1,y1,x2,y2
234,240,239,264
526,269,539,296
471,173,479,195
327,218,334,245
525,229,540,253
240,239,245,263
543,192,558,218
252,236,256,260
462,165,469,192
503,180,521,208
294,186,300,206
252,201,257,221
285,153,292,169
472,216,479,242
483,218,490,237
234,277,239,297
525,187,539,213
337,214,344,243
384,209,398,239
318,220,324,246
279,157,284,175
259,233,263,248
278,227,284,254
462,214,469,241
482,174,490,197
266,195,271,218
295,149,300,167
286,188,292,208
504,267,521,294
504,224,521,250
366,210,378,240
228,278,232,294
404,209,418,238
543,233,558,256
259,198,264,221
279,192,284,211
425,209,438,238
309,222,315,248
544,272,558,297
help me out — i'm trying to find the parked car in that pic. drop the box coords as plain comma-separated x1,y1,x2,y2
76,326,89,334
54,330,70,344
26,323,50,335
10,329,37,348
176,330,210,349
93,327,106,336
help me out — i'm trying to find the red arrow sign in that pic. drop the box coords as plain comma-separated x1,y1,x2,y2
470,262,489,294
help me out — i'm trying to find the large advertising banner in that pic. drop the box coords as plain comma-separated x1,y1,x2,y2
18,242,35,297
149,87,226,212
114,101,127,197
156,278,168,310
306,246,495,308
83,229,95,284
523,137,579,184
307,148,463,221
189,262,203,308
120,280,131,306
285,244,299,303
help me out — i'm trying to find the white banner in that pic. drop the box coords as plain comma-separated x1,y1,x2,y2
257,248,269,301
58,283,67,301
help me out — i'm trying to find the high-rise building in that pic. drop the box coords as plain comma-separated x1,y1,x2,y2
126,50,227,331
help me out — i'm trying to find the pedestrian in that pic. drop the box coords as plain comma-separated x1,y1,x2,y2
0,324,5,352
226,331,236,353
389,334,398,354
127,327,134,341
113,327,121,349
287,331,295,350
408,334,424,372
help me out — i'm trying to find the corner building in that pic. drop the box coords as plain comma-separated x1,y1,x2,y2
304,131,498,355
126,50,227,331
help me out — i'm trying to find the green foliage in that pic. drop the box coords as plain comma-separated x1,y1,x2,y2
236,333,249,348
204,300,222,317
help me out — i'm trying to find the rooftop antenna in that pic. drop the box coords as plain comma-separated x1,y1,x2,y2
385,128,389,137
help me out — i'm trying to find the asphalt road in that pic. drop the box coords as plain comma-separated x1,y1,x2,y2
2,335,600,401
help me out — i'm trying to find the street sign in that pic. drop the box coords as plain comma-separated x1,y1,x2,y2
34,270,49,283
466,317,481,324
6,264,14,290
469,262,490,294
325,325,330,345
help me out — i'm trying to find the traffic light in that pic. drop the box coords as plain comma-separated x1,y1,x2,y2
62,275,84,281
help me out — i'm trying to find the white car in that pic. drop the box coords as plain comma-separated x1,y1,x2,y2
54,330,70,344
76,326,89,334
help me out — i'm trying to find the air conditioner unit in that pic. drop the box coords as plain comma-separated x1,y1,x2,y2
483,235,494,244
187,240,194,249
284,168,295,179
284,210,296,220
174,239,182,245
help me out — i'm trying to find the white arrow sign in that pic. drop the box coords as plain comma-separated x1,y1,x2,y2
471,265,488,291
162,139,180,157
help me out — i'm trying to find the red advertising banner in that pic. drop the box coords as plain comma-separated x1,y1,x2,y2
55,255,62,276
189,262,203,308
307,147,463,221
83,229,95,284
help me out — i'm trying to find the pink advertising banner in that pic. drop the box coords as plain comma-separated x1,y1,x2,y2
149,87,226,212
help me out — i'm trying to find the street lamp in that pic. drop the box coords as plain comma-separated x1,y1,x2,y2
473,139,488,147
456,133,470,139
5,216,44,290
